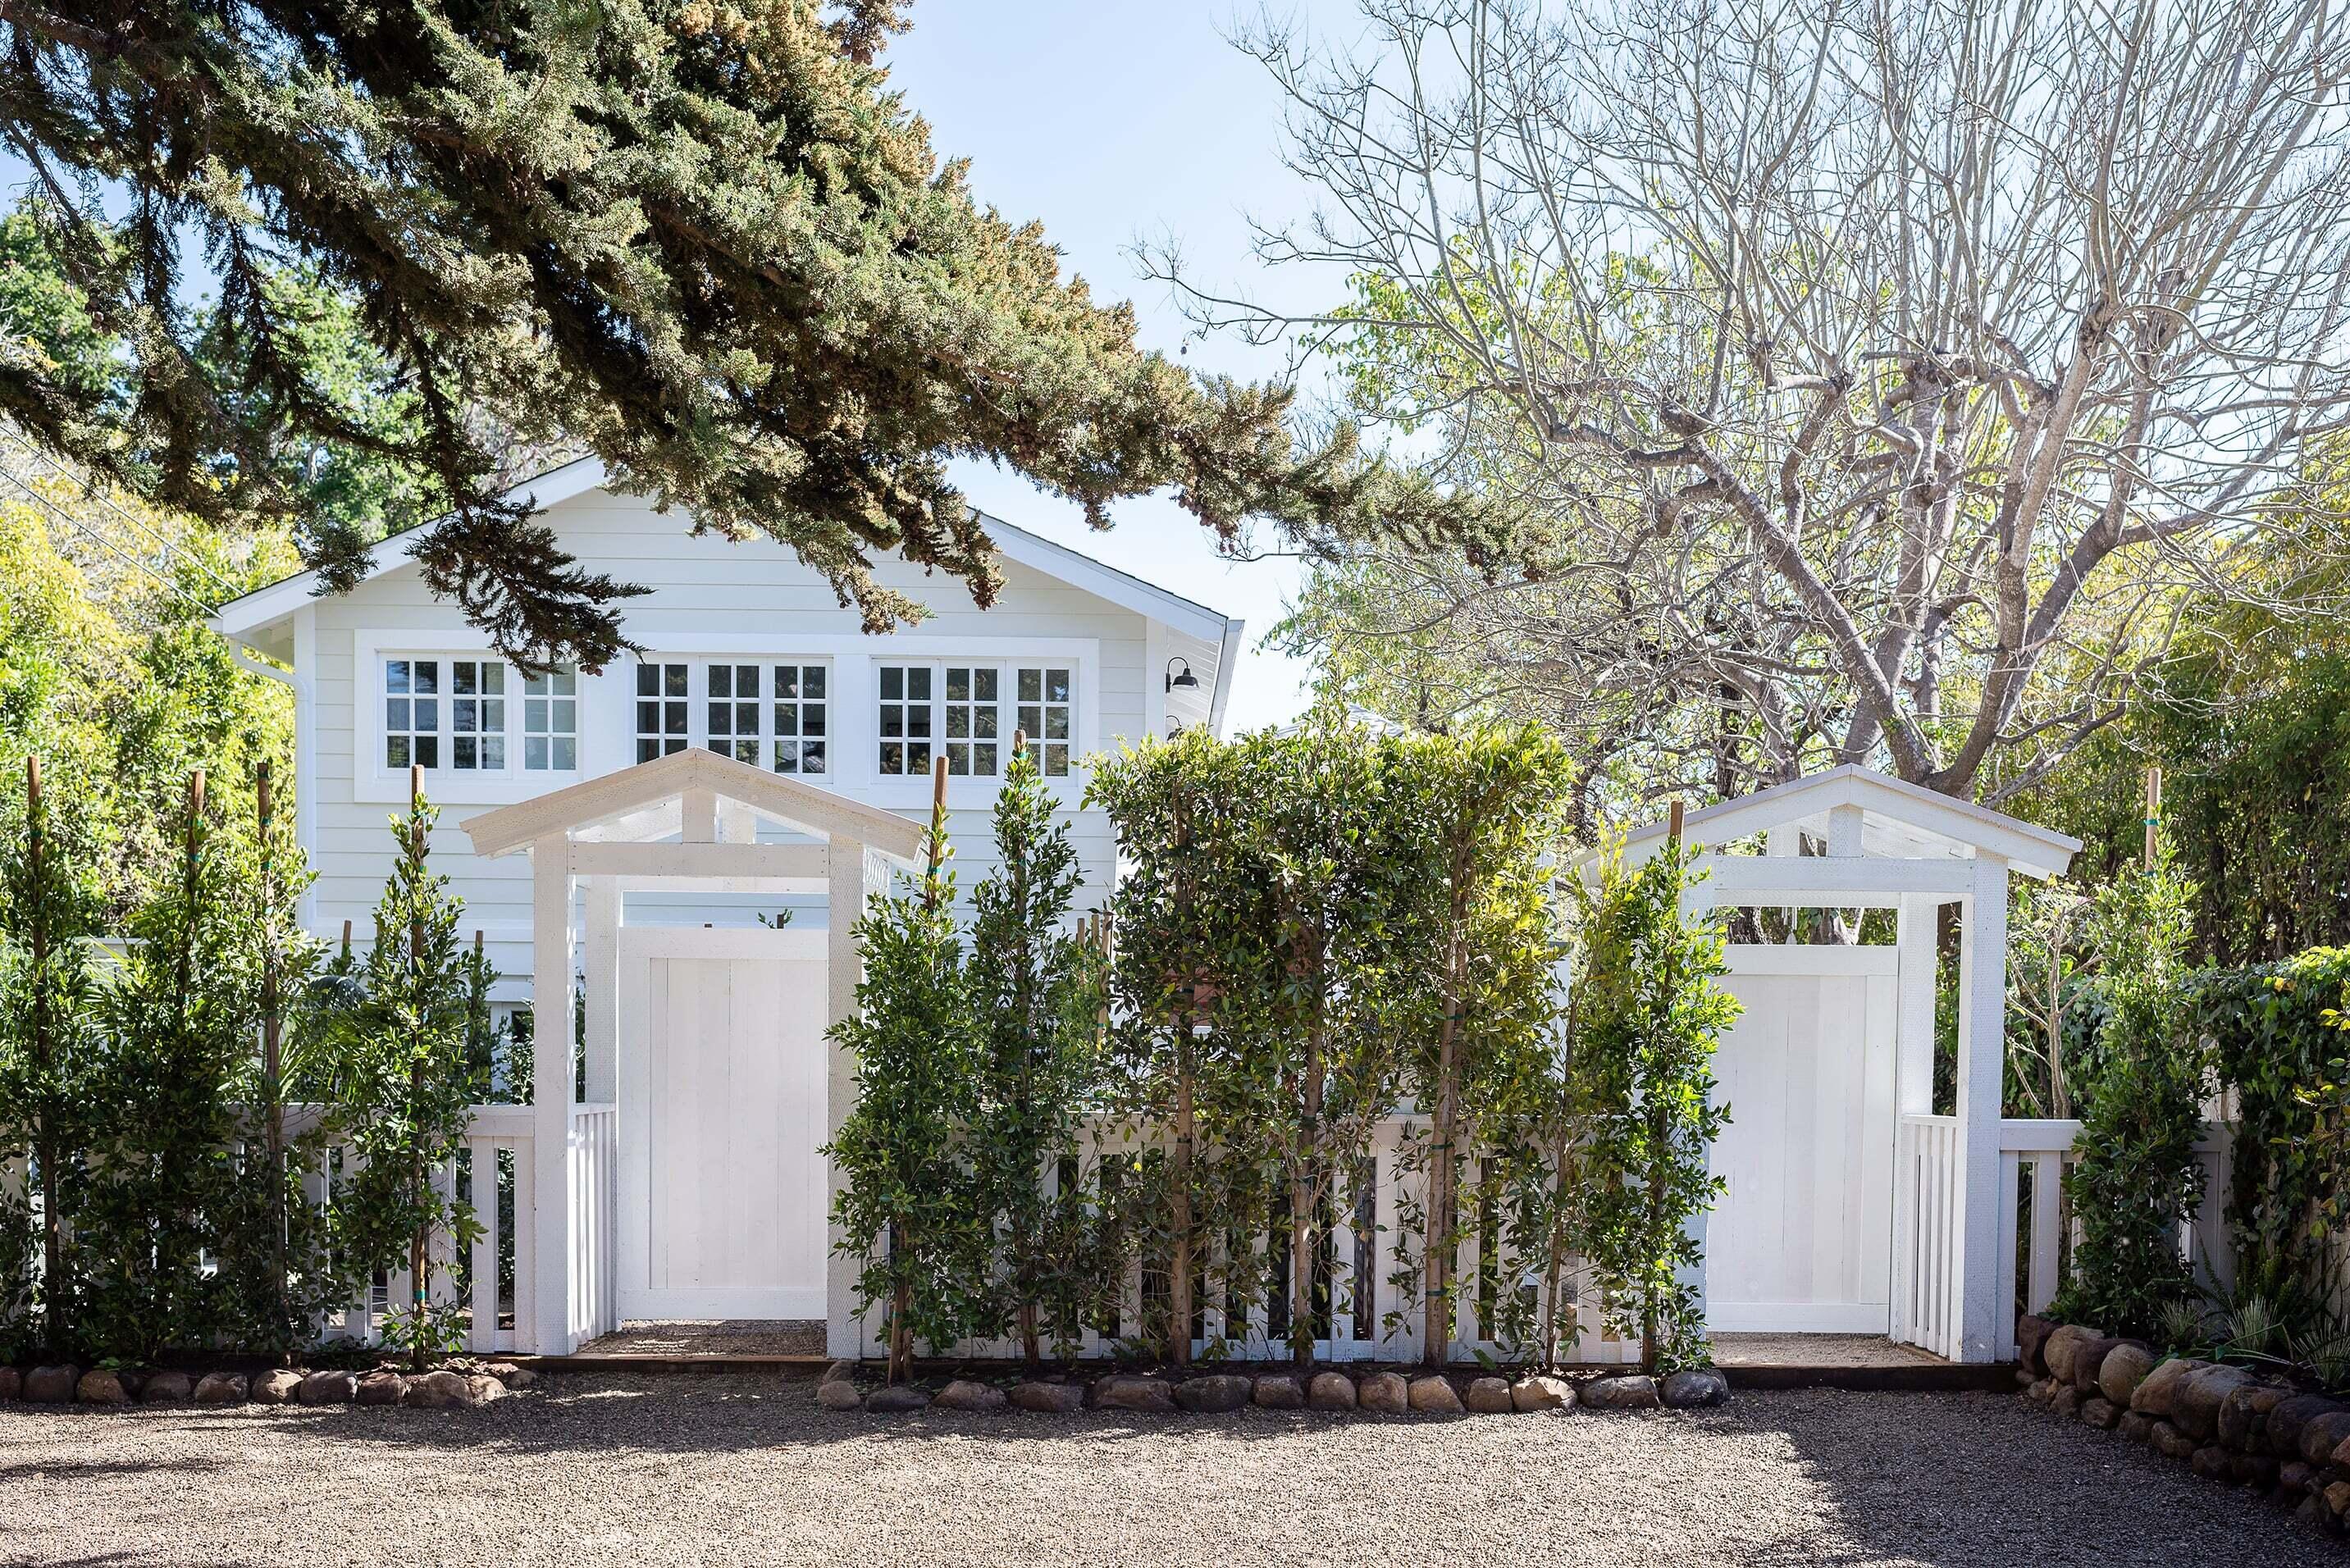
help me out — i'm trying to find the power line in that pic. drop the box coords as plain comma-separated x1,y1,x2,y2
0,462,218,620
0,431,243,599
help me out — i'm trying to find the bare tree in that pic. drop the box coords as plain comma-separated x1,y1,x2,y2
1165,0,2350,802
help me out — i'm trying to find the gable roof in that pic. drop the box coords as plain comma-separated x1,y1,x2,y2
206,455,1239,645
462,745,927,860
1614,763,2080,881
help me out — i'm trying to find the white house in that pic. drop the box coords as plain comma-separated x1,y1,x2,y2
206,455,1244,1357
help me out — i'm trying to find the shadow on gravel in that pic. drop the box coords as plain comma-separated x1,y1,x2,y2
0,1452,229,1484
1764,1388,2336,1567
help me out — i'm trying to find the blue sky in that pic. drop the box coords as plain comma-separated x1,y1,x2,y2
885,2,1364,732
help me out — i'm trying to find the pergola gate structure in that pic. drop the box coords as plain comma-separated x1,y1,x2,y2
462,748,925,1356
1610,766,2079,1364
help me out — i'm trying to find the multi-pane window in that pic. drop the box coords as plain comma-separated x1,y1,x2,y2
1016,667,1074,777
385,659,440,769
706,664,761,763
452,660,505,771
384,655,577,776
772,664,827,775
636,663,690,763
522,666,577,772
944,666,1001,777
876,664,933,777
878,663,1075,780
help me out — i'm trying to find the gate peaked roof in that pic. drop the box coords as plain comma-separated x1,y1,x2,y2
460,746,928,861
1619,763,2078,881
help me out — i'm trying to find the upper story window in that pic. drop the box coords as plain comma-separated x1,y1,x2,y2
636,662,691,762
878,661,1075,777
384,655,574,775
636,658,831,774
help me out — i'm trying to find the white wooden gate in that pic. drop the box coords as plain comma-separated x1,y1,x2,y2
616,925,828,1320
1706,944,1900,1333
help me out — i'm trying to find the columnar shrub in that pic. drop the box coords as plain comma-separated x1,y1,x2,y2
1572,831,1736,1373
2055,848,2204,1337
826,789,992,1383
967,745,1110,1365
319,780,488,1369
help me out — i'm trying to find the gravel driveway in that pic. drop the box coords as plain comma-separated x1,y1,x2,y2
0,1374,2332,1566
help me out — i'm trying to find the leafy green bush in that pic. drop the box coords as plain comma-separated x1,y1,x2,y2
2054,850,2205,1336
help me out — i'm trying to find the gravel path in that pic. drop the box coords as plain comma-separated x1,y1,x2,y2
0,1375,2333,1566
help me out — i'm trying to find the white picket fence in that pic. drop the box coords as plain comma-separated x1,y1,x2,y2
1895,1114,2236,1363
892,1114,1642,1367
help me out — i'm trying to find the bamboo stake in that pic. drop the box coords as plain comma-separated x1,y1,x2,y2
2143,766,2162,870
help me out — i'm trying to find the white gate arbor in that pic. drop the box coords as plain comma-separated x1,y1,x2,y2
461,747,924,1356
1613,766,2078,1364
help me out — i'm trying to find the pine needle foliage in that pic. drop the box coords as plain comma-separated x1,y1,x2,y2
0,2,1506,667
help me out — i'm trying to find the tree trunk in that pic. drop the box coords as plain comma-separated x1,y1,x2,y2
1421,832,1475,1366
25,758,65,1355
1289,996,1326,1368
1169,1033,1196,1368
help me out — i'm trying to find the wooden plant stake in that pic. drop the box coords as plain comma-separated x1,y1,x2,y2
2143,767,2162,871
25,756,66,1352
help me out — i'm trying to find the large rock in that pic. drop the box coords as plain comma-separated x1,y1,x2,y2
2233,1452,2279,1489
406,1370,477,1410
1307,1371,1358,1411
75,1369,130,1406
1252,1374,1304,1410
816,1379,864,1411
820,1359,858,1387
2024,1377,2056,1406
2079,1397,2120,1429
24,1365,77,1402
933,1379,1006,1413
0,1365,19,1401
2042,1324,2101,1384
2118,1410,2156,1444
2128,1356,2204,1418
2171,1364,2253,1440
139,1370,193,1404
2069,1335,2133,1393
1510,1375,1574,1412
1406,1374,1464,1414
2279,1461,2316,1497
1093,1374,1175,1414
1462,1377,1513,1414
1356,1370,1408,1414
2217,1382,2290,1451
2016,1314,2058,1376
1662,1369,1731,1409
469,1374,505,1406
1173,1374,1252,1414
2263,1394,2344,1460
1582,1374,1662,1411
864,1383,931,1414
299,1370,357,1406
2298,1407,2350,1467
355,1370,407,1406
250,1368,303,1405
2051,1385,2083,1420
194,1371,248,1406
2149,1419,2199,1461
2097,1343,2156,1407
2190,1444,2234,1482
1010,1380,1084,1414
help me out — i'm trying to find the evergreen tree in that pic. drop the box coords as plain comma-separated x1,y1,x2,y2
0,6,1501,667
0,756,104,1357
967,745,1106,1366
323,775,487,1369
824,779,990,1382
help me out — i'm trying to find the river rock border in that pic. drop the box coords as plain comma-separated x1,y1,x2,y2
0,1358,536,1411
813,1362,1732,1417
2015,1313,2350,1538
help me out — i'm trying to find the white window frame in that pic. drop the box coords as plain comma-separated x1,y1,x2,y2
636,636,1098,808
354,631,589,804
628,654,838,777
